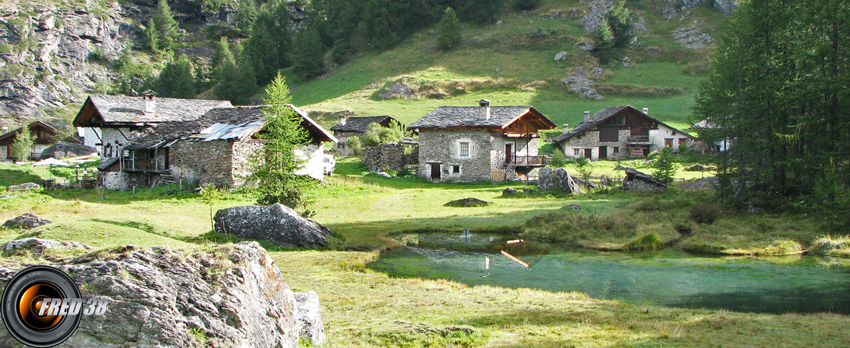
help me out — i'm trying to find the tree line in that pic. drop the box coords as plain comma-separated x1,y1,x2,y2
142,0,544,104
695,0,849,228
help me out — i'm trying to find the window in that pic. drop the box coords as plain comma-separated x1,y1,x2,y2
678,138,686,146
573,149,581,156
459,142,470,157
613,147,619,153
613,116,626,125
664,138,674,148
453,165,460,174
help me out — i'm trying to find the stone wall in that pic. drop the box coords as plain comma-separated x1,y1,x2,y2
417,130,492,182
232,139,264,186
332,130,360,156
171,139,235,187
362,143,418,172
560,126,695,161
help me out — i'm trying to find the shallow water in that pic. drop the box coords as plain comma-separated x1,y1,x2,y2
368,233,850,314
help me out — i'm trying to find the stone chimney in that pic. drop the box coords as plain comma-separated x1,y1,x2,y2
562,124,569,134
583,111,590,122
643,107,649,115
479,99,491,120
338,114,347,126
141,90,157,116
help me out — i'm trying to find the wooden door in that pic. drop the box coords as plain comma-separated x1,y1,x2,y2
584,148,592,159
599,146,607,160
505,143,513,164
430,163,441,180
665,138,673,148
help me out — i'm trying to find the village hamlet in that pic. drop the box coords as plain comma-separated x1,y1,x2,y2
1,0,849,347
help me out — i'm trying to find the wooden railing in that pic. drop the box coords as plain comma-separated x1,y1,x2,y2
122,158,164,172
510,155,547,166
627,136,651,144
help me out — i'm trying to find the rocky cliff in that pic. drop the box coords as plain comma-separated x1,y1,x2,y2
0,241,324,347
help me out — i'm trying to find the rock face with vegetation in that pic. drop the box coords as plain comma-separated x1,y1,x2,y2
214,204,334,248
444,197,490,207
0,241,317,347
622,167,667,192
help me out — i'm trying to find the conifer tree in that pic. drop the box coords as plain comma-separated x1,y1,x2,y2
234,0,259,35
293,25,326,78
10,124,34,161
437,7,461,50
606,1,634,48
211,37,234,80
251,73,316,210
214,44,256,105
154,55,195,98
146,17,159,51
152,0,179,51
593,22,615,64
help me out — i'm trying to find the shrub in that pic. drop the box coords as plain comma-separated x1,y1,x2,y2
690,203,723,224
513,0,540,10
548,148,567,168
810,235,850,257
624,233,661,251
345,136,362,156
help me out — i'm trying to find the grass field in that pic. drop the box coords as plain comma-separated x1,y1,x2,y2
3,153,850,347
288,0,720,135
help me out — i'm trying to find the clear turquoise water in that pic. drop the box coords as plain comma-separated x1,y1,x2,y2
368,233,850,314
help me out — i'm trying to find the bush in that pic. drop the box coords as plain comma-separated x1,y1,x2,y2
690,203,722,224
548,148,567,168
624,233,661,251
512,0,540,10
345,136,362,156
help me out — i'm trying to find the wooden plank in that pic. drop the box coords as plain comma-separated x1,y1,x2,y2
500,250,530,268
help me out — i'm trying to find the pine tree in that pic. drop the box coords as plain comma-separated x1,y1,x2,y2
214,44,256,105
10,124,34,161
154,55,195,98
652,147,677,185
437,7,461,50
459,0,504,24
234,0,259,35
146,17,159,51
251,73,316,210
606,1,634,48
211,37,234,80
152,0,179,51
293,25,326,78
593,22,615,64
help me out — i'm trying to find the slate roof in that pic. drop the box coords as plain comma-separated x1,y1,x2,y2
80,95,233,125
125,105,336,150
0,121,57,144
550,106,694,143
407,106,538,130
689,120,719,130
330,116,396,133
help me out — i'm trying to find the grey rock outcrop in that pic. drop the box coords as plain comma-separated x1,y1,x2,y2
6,182,40,191
2,213,52,229
622,167,667,192
38,141,97,159
214,204,334,248
672,26,714,49
579,0,615,32
2,238,89,255
553,51,567,61
563,68,603,100
537,167,555,190
713,0,738,15
574,177,598,189
445,197,490,207
502,187,519,195
377,82,415,100
294,291,327,346
0,241,316,347
553,168,582,194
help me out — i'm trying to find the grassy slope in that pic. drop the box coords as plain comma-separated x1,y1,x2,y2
290,0,719,133
2,162,850,347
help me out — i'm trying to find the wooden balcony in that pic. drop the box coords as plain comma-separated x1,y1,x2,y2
505,155,547,168
627,136,652,145
122,158,169,173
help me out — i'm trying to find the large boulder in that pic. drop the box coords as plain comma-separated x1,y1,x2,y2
3,213,52,229
214,204,334,248
6,182,40,192
622,167,667,192
39,141,97,159
538,167,555,190
294,291,327,346
445,197,490,207
0,242,316,347
553,168,582,194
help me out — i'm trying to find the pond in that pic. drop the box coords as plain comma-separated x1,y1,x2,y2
367,233,850,314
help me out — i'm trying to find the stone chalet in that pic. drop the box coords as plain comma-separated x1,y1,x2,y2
407,100,557,182
0,121,58,161
329,115,399,156
551,106,695,160
74,92,335,190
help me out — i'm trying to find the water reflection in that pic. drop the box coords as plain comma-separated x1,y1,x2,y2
371,233,850,314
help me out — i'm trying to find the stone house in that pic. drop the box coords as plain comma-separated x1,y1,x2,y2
690,120,731,154
551,106,695,160
96,105,335,190
329,115,399,156
0,121,58,161
73,90,233,159
407,100,557,182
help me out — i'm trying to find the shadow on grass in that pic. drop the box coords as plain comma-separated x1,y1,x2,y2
0,168,45,187
90,219,177,239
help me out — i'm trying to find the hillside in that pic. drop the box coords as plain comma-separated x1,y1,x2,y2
0,0,733,135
